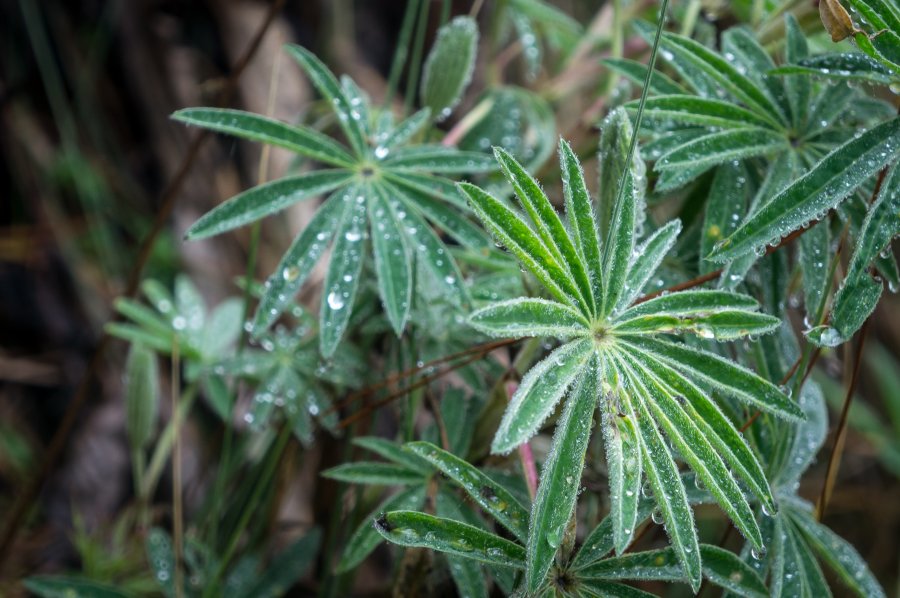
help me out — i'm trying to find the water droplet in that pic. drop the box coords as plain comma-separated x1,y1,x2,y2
327,292,345,310
751,546,767,560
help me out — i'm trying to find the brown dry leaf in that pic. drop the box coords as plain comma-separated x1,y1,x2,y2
819,0,859,42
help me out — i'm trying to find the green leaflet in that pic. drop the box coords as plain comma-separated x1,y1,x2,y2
321,462,425,485
374,511,526,568
381,108,431,149
319,192,367,356
352,437,432,475
286,45,368,156
629,95,776,130
808,163,900,346
846,0,900,32
600,406,642,555
390,196,468,306
600,115,640,316
495,147,594,314
251,191,350,336
701,162,750,274
798,221,831,325
420,16,479,121
369,186,413,335
620,355,701,591
171,108,355,167
660,32,785,126
710,117,900,261
621,336,805,421
616,290,760,321
770,53,895,86
459,182,582,306
23,577,128,598
655,128,787,174
468,297,590,339
559,139,604,309
491,337,594,454
124,343,158,453
788,504,886,598
337,486,426,572
720,27,789,125
185,171,351,240
384,146,496,173
616,220,681,310
784,14,811,131
406,441,530,542
525,354,599,592
388,178,489,248
598,108,643,245
619,354,763,551
612,310,780,340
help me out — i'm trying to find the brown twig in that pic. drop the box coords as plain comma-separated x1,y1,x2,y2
329,338,518,415
337,350,489,429
816,318,871,521
0,0,286,561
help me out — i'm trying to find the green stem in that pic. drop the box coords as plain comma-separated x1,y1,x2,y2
141,383,199,501
385,0,421,107
404,0,431,115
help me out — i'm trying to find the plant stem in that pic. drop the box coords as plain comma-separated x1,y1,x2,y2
385,0,421,107
404,0,431,115
171,342,184,598
817,318,871,520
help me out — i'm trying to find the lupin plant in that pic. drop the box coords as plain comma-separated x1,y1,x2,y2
22,0,899,596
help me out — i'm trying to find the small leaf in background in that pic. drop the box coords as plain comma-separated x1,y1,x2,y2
124,343,159,455
421,16,479,121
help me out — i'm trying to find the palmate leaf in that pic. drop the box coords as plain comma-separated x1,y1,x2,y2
710,117,900,262
177,45,495,355
451,139,803,589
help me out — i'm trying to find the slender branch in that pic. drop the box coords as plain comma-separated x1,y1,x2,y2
171,343,184,598
330,338,518,415
816,318,871,520
337,350,489,429
0,0,286,560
